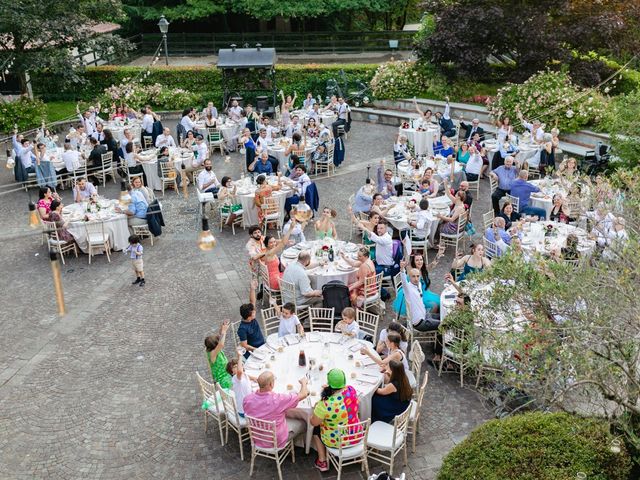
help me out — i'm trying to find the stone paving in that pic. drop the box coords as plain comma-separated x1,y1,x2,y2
0,121,493,479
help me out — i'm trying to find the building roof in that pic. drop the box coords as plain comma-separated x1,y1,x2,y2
217,47,276,69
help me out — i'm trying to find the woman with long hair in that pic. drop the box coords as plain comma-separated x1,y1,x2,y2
371,360,413,423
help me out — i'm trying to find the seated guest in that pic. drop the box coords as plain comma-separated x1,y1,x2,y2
538,138,555,177
339,246,376,307
276,302,305,337
197,159,220,195
490,156,518,214
361,332,409,371
315,207,337,240
309,142,327,172
237,289,265,358
555,157,578,178
243,371,308,449
204,320,233,389
180,108,197,133
119,128,134,152
359,222,395,277
124,142,145,180
181,130,197,149
377,159,399,199
334,307,360,338
549,193,571,224
370,193,392,217
310,369,359,472
393,252,441,317
485,217,513,257
493,137,519,170
88,137,107,169
308,103,321,123
435,98,456,137
48,200,75,244
66,124,88,150
409,198,434,240
226,349,256,417
91,122,105,143
306,117,320,138
436,190,467,235
155,127,176,148
460,118,485,142
263,225,296,291
371,360,412,424
255,174,282,225
281,251,323,307
399,259,440,331
37,187,57,220
248,150,273,175
62,143,82,174
509,169,547,219
282,218,306,245
464,145,483,181
122,178,149,227
193,134,209,167
353,180,375,214
455,181,473,209
451,243,492,281
393,134,411,165
285,115,303,138
283,165,311,216
455,142,470,165
303,92,316,110
102,129,118,158
420,168,440,198
560,233,580,260
413,98,434,126
498,201,522,230
376,322,408,356
255,127,269,151
433,135,453,157
202,102,218,119
73,178,97,202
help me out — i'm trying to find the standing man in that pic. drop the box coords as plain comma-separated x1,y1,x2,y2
331,97,349,138
490,156,518,214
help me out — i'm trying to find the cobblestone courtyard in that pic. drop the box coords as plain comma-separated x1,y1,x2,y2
0,122,492,479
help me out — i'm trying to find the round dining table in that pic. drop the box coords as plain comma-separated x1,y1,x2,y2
234,176,292,226
266,139,318,171
383,194,450,246
61,200,129,252
290,109,337,127
519,221,595,256
399,126,440,156
397,157,466,188
244,331,383,453
104,121,142,142
281,240,359,290
133,147,195,191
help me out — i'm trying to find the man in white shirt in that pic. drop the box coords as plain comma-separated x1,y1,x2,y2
62,143,81,173
260,117,279,141
517,110,545,143
197,159,220,194
281,251,323,306
91,122,105,142
141,108,154,135
464,145,483,181
193,134,209,167
180,109,197,133
155,127,176,148
331,97,349,138
285,116,302,138
308,103,320,123
409,198,435,240
73,177,97,202
228,100,243,122
78,109,96,136
255,128,269,151
400,260,440,331
364,222,394,276
202,102,218,119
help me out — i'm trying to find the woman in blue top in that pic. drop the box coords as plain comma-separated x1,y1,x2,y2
451,243,492,281
239,128,257,171
393,250,444,317
455,142,470,165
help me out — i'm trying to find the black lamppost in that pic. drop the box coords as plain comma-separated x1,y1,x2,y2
158,15,170,66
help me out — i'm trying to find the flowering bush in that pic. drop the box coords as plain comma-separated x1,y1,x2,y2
370,61,448,99
0,96,47,132
99,81,200,111
487,70,608,133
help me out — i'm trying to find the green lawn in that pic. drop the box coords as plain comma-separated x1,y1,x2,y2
45,101,78,123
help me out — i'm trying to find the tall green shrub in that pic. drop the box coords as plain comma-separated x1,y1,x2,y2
438,413,632,480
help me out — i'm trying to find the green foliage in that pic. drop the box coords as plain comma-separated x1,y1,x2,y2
44,101,78,123
570,51,640,95
370,61,448,99
438,412,632,480
603,89,640,171
0,97,48,132
32,64,377,105
487,70,608,133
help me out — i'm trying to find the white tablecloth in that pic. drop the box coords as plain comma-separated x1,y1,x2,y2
291,109,337,127
135,147,194,191
400,127,439,156
62,201,129,252
281,240,359,290
267,141,317,171
244,332,382,453
104,122,142,142
234,177,291,226
520,221,595,256
528,179,570,219
515,144,540,167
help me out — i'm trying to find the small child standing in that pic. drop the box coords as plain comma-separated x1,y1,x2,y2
226,348,256,417
125,235,145,286
335,307,360,338
276,302,305,337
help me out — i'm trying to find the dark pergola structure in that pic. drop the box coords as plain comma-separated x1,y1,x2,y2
217,45,277,115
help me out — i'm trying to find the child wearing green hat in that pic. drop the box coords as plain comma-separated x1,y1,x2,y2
309,368,360,472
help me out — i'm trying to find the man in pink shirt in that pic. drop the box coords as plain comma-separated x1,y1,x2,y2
243,371,308,448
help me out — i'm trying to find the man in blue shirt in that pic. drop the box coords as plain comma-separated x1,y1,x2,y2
248,151,273,175
509,170,547,219
490,156,518,214
237,298,265,359
485,217,515,257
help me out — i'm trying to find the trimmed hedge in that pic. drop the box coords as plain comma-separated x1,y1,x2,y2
437,412,632,480
31,64,378,105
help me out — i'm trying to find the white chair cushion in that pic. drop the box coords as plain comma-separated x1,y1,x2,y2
206,395,224,415
197,191,214,202
265,213,280,220
364,293,380,303
409,400,417,421
48,239,67,246
367,421,405,451
227,413,247,428
88,234,107,244
327,442,365,460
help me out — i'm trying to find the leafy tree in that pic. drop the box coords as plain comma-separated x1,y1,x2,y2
441,173,640,455
0,0,132,94
123,0,229,22
603,89,640,171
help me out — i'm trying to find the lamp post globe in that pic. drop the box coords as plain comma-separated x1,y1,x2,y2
158,15,170,65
